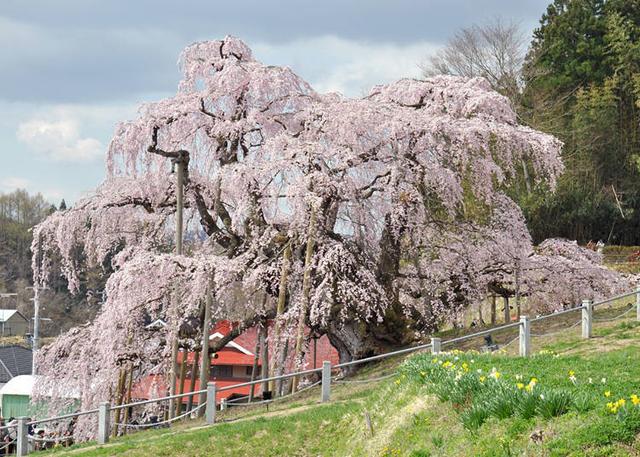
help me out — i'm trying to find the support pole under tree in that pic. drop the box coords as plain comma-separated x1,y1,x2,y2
112,368,126,437
582,299,593,339
503,296,510,323
261,325,269,396
248,325,262,402
176,351,188,417
198,293,212,417
270,244,292,393
168,157,185,419
490,295,497,325
121,365,133,434
519,315,530,357
186,350,199,413
292,206,318,392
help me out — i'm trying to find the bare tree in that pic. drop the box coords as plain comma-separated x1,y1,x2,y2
422,17,526,104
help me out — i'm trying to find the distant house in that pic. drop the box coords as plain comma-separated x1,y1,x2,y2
0,345,33,390
0,375,35,418
0,310,29,336
132,320,340,405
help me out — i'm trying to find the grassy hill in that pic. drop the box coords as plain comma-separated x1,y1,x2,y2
43,302,640,457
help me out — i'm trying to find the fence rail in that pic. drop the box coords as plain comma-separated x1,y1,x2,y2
9,286,640,456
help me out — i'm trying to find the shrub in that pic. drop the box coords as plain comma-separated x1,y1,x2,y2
515,392,540,419
537,390,573,419
481,384,520,419
572,392,596,413
461,404,490,431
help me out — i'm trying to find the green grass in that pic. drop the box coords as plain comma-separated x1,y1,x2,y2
43,403,362,456
44,309,640,456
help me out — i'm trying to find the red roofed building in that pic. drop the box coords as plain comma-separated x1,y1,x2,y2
131,320,339,405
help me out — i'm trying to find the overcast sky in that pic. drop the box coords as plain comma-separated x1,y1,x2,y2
0,0,550,204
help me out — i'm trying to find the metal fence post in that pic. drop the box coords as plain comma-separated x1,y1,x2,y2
431,337,441,355
321,361,331,403
16,417,29,456
582,299,593,339
519,316,530,357
97,401,111,445
205,382,217,425
636,285,640,321
220,398,227,411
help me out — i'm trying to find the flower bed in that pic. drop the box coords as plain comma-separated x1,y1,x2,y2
401,349,640,432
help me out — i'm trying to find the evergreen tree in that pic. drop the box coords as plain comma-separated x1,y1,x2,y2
521,0,640,245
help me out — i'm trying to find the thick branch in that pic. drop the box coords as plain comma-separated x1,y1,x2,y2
208,309,276,354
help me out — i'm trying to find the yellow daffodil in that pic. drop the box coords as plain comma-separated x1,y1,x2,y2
516,383,525,390
479,376,486,383
631,394,640,406
568,370,575,377
605,391,612,398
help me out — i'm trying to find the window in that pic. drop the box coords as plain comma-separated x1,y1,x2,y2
245,366,253,377
210,365,233,378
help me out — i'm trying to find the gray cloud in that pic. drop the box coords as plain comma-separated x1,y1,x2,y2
0,0,550,103
0,0,552,203
1,0,549,44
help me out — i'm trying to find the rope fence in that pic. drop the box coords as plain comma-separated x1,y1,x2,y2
531,319,581,337
333,373,397,384
593,305,635,322
10,287,639,456
114,403,207,430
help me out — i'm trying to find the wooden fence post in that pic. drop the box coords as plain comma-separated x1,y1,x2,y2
205,382,217,425
16,417,29,456
321,361,331,403
582,299,593,339
97,402,111,445
431,337,441,355
519,316,530,357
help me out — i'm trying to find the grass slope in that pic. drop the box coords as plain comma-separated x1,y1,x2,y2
45,306,640,457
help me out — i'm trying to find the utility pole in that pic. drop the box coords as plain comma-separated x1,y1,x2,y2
146,135,189,419
168,156,185,419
